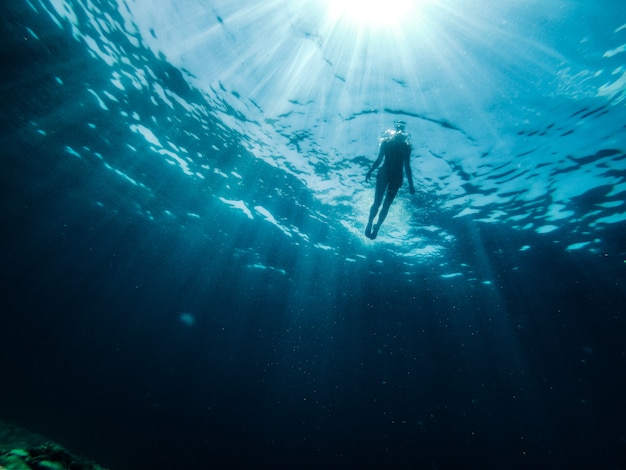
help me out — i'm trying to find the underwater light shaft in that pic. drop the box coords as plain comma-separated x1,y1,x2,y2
324,0,419,27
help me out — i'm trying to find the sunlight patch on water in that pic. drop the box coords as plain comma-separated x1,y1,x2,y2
254,206,293,238
130,124,161,146
246,264,287,275
566,241,591,251
219,198,254,220
536,225,559,234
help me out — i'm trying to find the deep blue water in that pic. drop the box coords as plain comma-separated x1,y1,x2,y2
2,0,626,469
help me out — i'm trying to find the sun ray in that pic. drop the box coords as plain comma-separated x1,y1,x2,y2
325,0,427,27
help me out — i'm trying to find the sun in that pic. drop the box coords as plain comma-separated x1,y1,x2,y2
326,0,418,27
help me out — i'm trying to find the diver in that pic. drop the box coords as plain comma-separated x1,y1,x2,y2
364,120,415,239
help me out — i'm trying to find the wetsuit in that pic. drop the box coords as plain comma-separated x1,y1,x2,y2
365,132,414,239
377,136,411,193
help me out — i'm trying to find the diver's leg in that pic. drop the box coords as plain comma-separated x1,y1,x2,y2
371,186,399,238
366,177,387,238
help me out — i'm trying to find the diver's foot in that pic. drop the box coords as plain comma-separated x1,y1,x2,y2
365,222,373,239
371,224,380,239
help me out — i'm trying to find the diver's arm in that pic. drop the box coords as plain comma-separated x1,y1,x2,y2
366,143,385,182
404,149,415,194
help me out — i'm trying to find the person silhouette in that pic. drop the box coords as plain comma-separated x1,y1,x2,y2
365,120,415,239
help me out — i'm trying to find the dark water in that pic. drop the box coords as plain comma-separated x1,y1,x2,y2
2,1,626,469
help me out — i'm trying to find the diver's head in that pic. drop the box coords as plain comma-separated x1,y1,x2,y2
394,120,406,131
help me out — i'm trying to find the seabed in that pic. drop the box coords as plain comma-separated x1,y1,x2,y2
0,421,106,470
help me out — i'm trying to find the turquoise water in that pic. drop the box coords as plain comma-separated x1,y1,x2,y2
1,1,625,468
